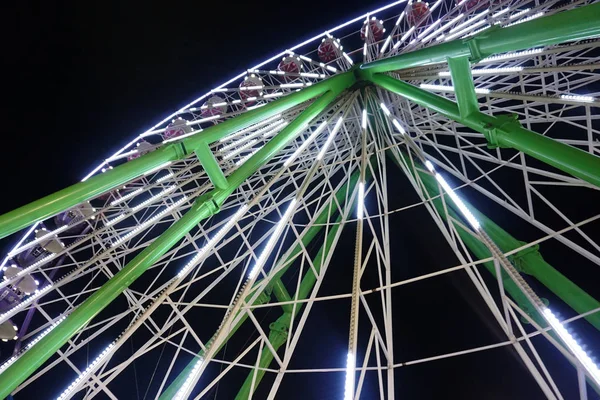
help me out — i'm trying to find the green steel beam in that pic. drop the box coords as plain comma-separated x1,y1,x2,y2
159,162,370,399
195,142,228,190
369,73,600,188
0,72,353,241
235,213,344,399
0,76,355,398
359,3,600,74
388,150,600,331
447,56,478,118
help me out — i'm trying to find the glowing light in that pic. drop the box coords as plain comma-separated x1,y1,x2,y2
417,19,442,39
447,9,488,34
420,13,464,43
344,352,355,400
439,67,522,76
56,343,116,400
173,357,205,400
264,92,284,99
284,121,328,167
543,308,600,386
110,197,188,247
425,160,435,173
317,117,344,160
393,26,415,49
222,139,259,160
177,206,248,278
380,36,392,53
357,182,365,219
343,52,354,65
361,109,367,129
379,103,391,116
156,172,174,183
492,8,510,18
560,94,595,103
236,149,261,166
0,316,66,374
110,188,144,206
509,8,530,19
505,12,544,27
0,286,53,324
8,225,71,257
444,19,487,41
248,200,297,279
130,187,176,212
392,119,406,134
419,83,490,94
434,173,480,229
480,48,543,63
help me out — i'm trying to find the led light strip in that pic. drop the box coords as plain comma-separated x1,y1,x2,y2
222,139,259,161
248,199,297,279
0,285,53,325
283,121,329,167
361,109,367,129
110,197,188,247
356,182,365,219
235,148,261,167
380,102,600,386
131,186,177,212
420,13,464,43
177,206,248,278
560,94,595,103
444,18,487,41
173,357,205,400
220,120,286,151
110,188,144,206
543,308,600,385
505,12,544,27
379,102,406,134
78,0,405,182
317,117,344,160
218,114,283,143
438,66,523,76
156,172,174,183
8,225,71,257
343,352,355,400
420,83,490,94
0,316,67,374
479,48,543,63
393,26,415,49
56,343,115,400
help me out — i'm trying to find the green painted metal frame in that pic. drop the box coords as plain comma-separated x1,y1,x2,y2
1,3,600,397
0,73,355,398
0,73,353,240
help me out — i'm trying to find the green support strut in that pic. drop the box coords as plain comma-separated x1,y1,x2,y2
0,72,353,241
0,73,355,398
359,3,600,74
369,73,600,188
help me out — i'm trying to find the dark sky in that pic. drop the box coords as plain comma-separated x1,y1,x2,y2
1,1,600,399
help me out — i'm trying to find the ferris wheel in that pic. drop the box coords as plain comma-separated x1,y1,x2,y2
1,0,600,398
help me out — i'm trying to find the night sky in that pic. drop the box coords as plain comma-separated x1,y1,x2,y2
2,1,600,399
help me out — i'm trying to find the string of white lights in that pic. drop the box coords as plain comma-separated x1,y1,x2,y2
110,196,188,247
